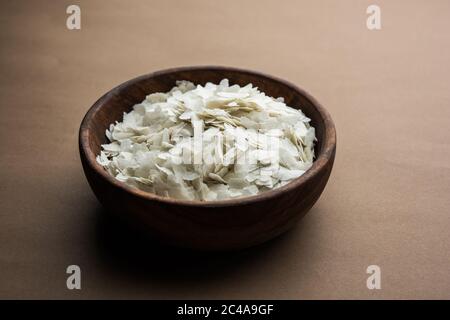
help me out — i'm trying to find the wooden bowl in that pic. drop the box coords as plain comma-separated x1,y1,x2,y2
79,66,336,250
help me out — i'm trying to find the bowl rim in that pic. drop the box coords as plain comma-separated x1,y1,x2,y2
79,65,336,208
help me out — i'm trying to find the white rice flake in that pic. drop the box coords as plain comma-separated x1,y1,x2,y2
97,79,316,201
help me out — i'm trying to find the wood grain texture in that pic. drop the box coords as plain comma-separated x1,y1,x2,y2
79,66,336,250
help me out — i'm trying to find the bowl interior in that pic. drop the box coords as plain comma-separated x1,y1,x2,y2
85,67,327,166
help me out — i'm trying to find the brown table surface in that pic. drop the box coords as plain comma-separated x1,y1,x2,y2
1,0,450,299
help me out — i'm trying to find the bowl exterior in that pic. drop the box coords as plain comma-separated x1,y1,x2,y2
80,144,335,251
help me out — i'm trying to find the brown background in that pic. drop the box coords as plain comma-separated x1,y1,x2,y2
1,0,450,299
